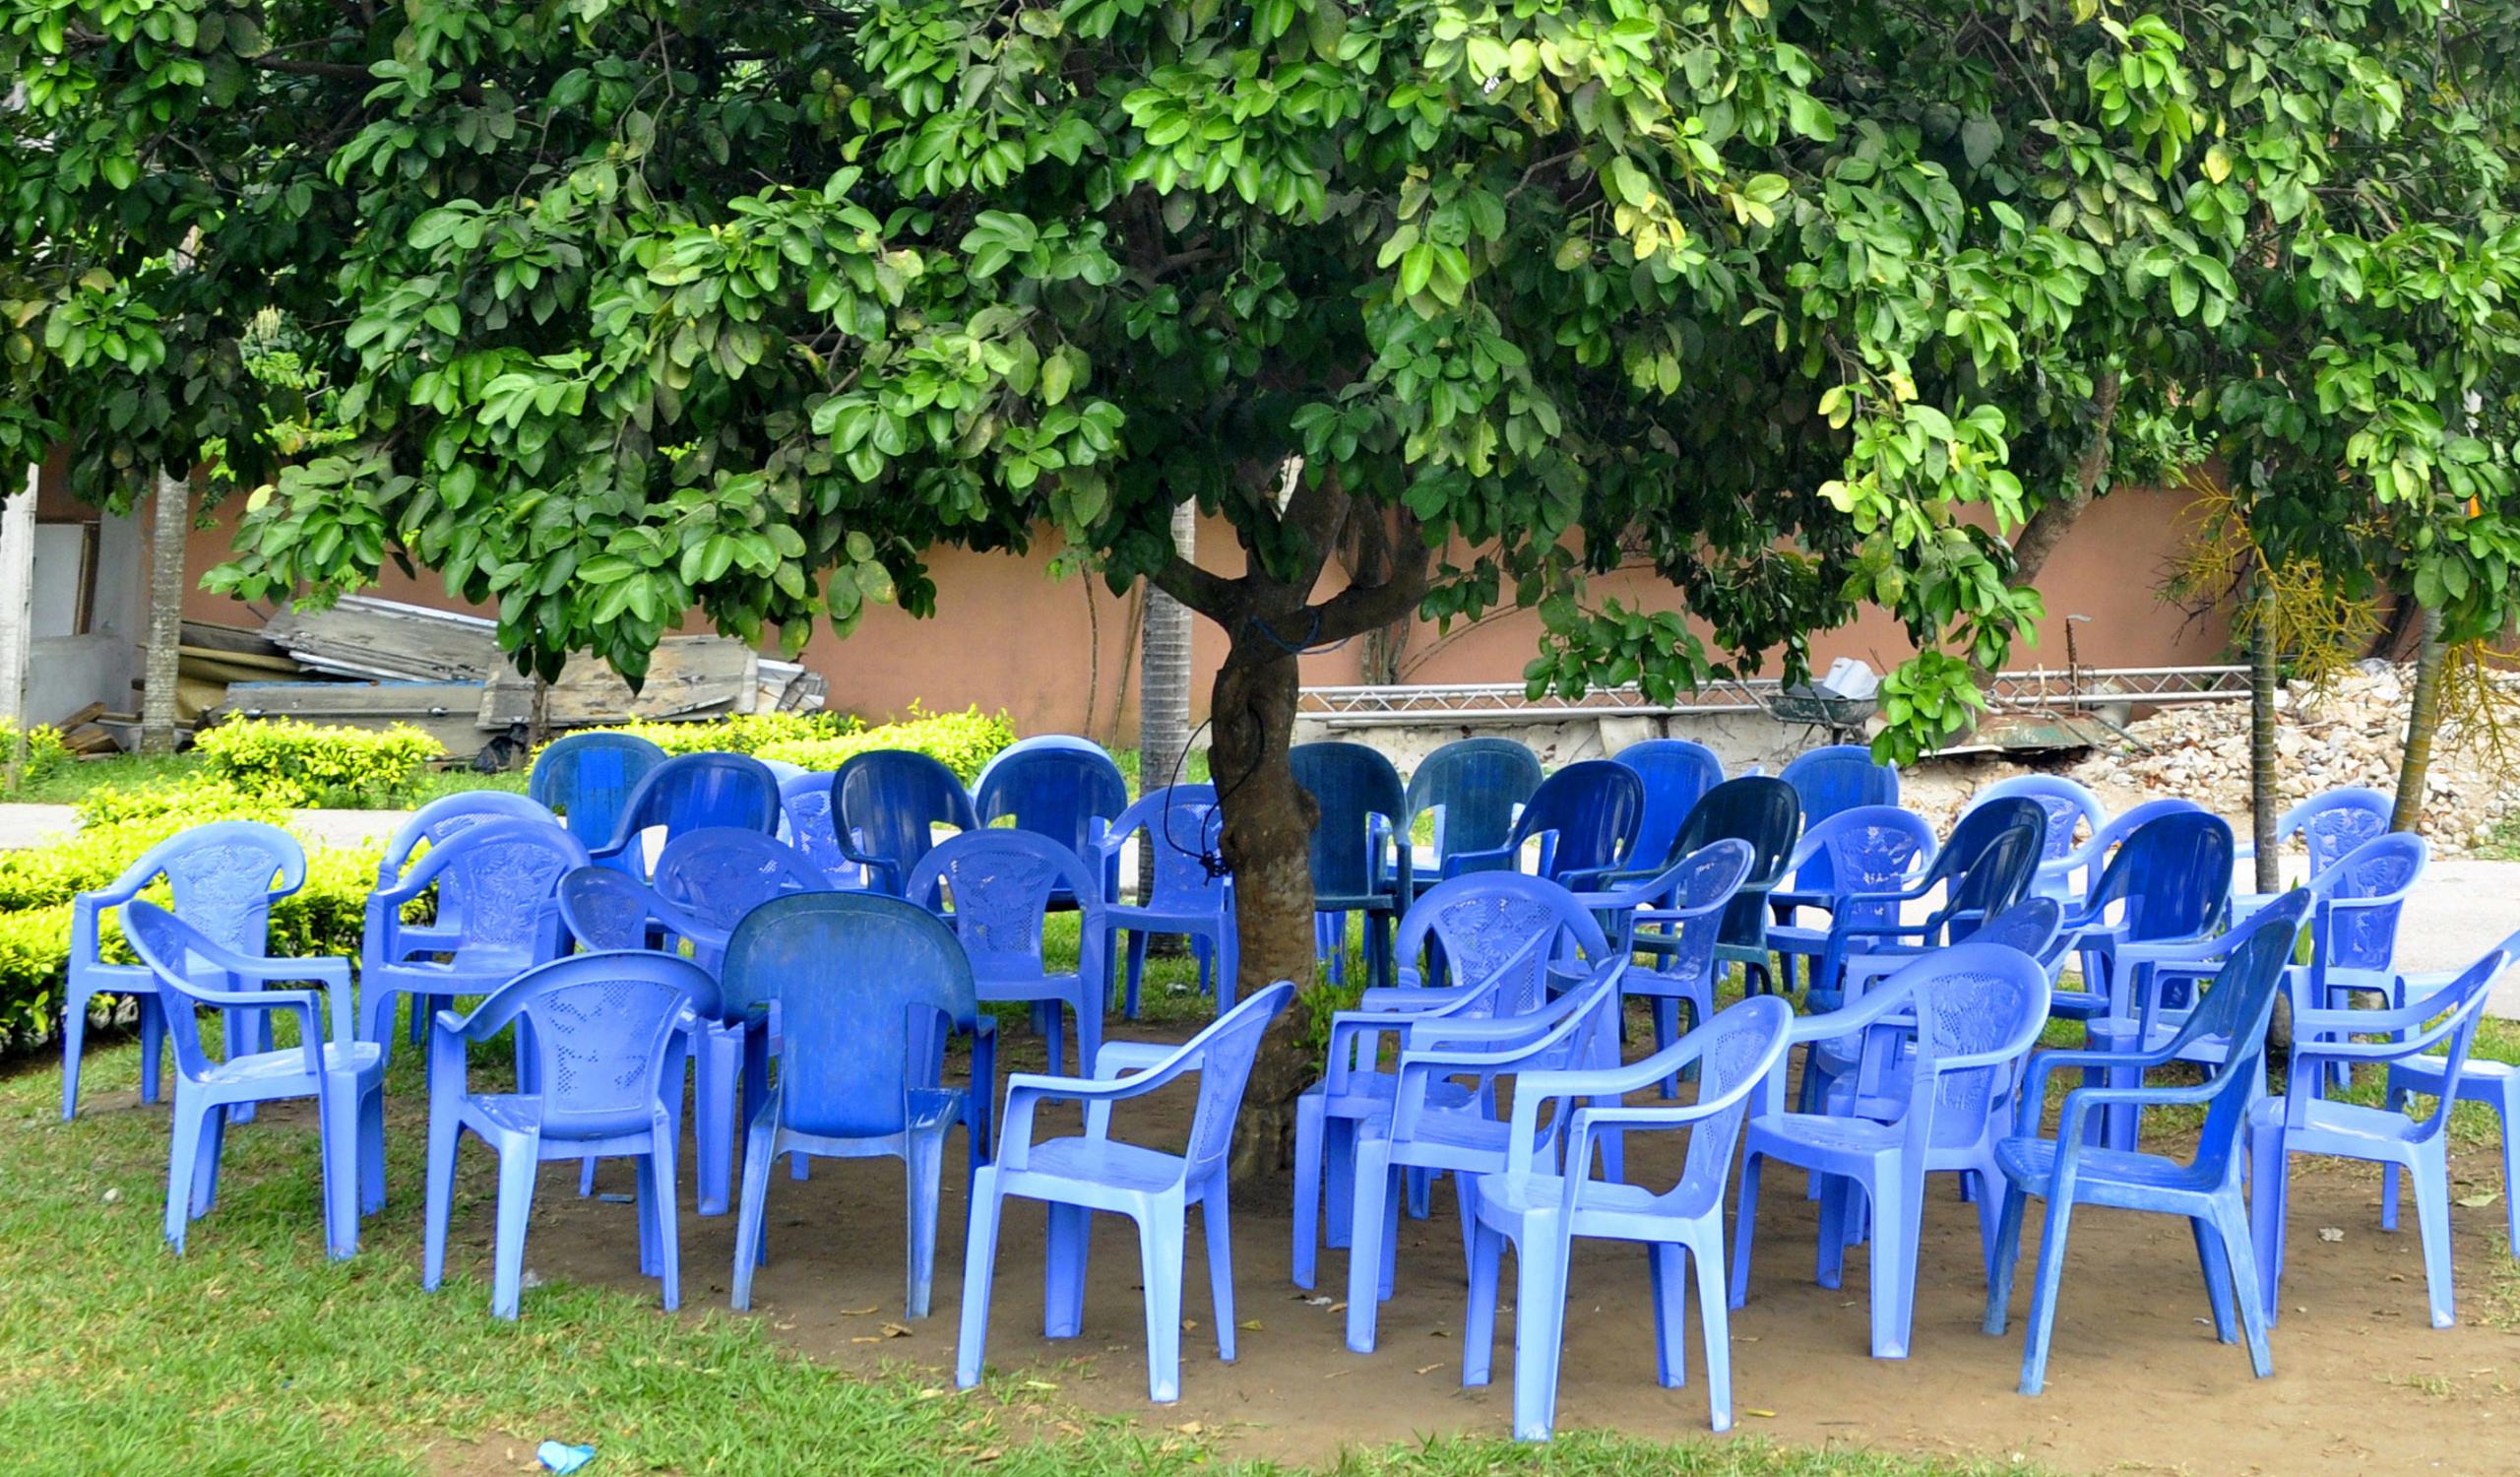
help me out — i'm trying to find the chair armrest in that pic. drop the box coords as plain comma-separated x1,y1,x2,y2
1093,1040,1178,1078
2052,1077,2218,1147
1354,982,1481,1014
1439,839,1527,879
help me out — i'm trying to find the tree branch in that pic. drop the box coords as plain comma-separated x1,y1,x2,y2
1311,506,1431,643
2008,366,2121,586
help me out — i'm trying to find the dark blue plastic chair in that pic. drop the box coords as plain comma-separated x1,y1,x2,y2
1612,738,1726,882
907,828,1106,1077
1402,738,1544,897
1765,806,1937,1006
1804,800,2047,996
2252,931,2520,1328
1598,777,1801,995
423,950,716,1318
1290,741,1411,989
2053,809,2233,1027
62,819,306,1120
1100,785,1235,1018
957,981,1296,1403
973,737,1129,905
725,892,990,1318
591,752,782,878
778,771,865,889
1731,942,2051,1359
1464,994,1794,1439
1447,759,1644,886
834,749,981,898
122,900,383,1259
554,866,703,953
1965,775,2106,901
1982,891,2310,1395
2044,796,2206,910
359,816,588,1064
529,731,667,848
1778,743,1899,825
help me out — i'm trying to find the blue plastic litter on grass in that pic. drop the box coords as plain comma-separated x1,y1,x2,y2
536,1441,596,1474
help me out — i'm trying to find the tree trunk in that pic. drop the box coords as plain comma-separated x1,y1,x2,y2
2007,368,2121,587
1211,634,1319,1182
0,465,36,791
139,470,190,757
2391,606,2444,833
2249,574,2282,894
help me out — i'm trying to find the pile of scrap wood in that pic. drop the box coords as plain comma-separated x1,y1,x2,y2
46,702,128,757
210,596,824,760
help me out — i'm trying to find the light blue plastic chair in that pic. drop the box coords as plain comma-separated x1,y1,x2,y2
2387,1025,2520,1261
777,771,865,889
423,950,715,1318
1463,995,1793,1439
1611,738,1725,882
122,900,383,1259
2250,931,2520,1327
374,793,568,1046
528,731,667,848
1730,942,2051,1359
1100,785,1235,1018
1582,841,1755,1094
835,749,981,898
956,981,1295,1403
1763,806,1936,1006
2232,785,2393,912
1401,738,1544,899
63,819,307,1121
591,752,782,879
2293,830,2426,1015
1964,775,2106,900
1982,891,2310,1395
1291,741,1412,989
1345,958,1631,1353
359,816,587,1064
908,828,1105,1077
726,892,989,1318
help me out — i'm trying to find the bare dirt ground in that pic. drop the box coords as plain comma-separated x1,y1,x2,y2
383,1017,2520,1477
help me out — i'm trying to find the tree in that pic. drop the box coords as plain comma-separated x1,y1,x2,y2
12,0,2520,1163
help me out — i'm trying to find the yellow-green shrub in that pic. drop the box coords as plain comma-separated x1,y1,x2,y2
564,710,861,757
0,721,70,785
193,718,444,806
754,705,1017,782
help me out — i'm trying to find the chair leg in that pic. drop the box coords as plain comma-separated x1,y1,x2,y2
1346,1142,1395,1353
2498,1083,2520,1253
1651,996,1679,1098
1869,1167,1921,1359
906,1124,948,1319
1728,1151,1765,1310
358,1084,388,1216
423,1106,460,1291
2210,1197,2274,1378
138,994,165,1106
1648,1243,1688,1388
1324,1119,1355,1251
1983,1185,2028,1336
2017,1194,2076,1395
1815,1173,1850,1291
1463,1219,1503,1387
1970,1167,2004,1282
1218,925,1239,1009
730,1119,782,1308
2412,1142,2457,1328
2248,1121,2289,1321
954,1171,1004,1388
164,1096,206,1252
59,990,91,1121
2191,1215,2238,1343
645,1129,681,1313
693,1024,738,1217
489,1141,540,1319
318,1082,362,1260
1292,1094,1323,1290
1137,1200,1188,1403
1692,1241,1736,1433
1202,1189,1236,1362
1124,930,1150,1020
1508,1212,1569,1443
1043,1201,1092,1338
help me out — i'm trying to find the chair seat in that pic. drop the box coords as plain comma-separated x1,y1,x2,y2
2250,1096,2430,1155
378,945,539,983
1751,1112,1902,1158
1474,1171,1666,1225
1106,904,1226,931
205,1040,384,1091
2390,1055,2518,1093
1017,1136,1188,1196
1315,891,1398,914
1994,1134,2215,1197
1363,1107,1510,1158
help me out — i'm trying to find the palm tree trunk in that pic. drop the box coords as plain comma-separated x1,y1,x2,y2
0,465,36,791
2249,573,2281,894
139,470,189,756
2391,606,2444,833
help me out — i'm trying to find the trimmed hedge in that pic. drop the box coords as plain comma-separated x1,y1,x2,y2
755,705,1017,782
566,710,861,757
194,717,444,807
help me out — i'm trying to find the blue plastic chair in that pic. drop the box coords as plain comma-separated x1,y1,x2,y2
1464,995,1794,1439
423,950,715,1318
2236,785,2393,895
2292,830,2426,1015
1292,874,1612,1291
1765,806,1936,1006
1964,775,2106,900
1290,741,1411,989
956,981,1295,1403
1100,785,1235,1019
834,749,981,898
1778,743,1898,835
554,866,703,953
1730,942,2052,1359
2052,809,2232,1027
1591,776,1801,995
376,794,570,1047
2252,931,2520,1328
529,731,667,848
778,771,865,889
591,752,782,878
1588,841,1756,1092
1800,800,2046,996
1982,891,2310,1395
1611,738,1725,880
725,893,990,1318
1402,738,1544,896
1346,958,1631,1353
2042,796,2206,911
1446,759,1644,887
359,816,588,1063
121,900,383,1259
907,828,1106,1077
2387,1010,2520,1260
973,737,1129,905
62,819,306,1120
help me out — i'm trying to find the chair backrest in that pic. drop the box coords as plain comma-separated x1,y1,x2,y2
1669,994,1796,1205
1898,941,2053,1150
479,950,715,1140
2084,810,2234,944
1509,759,1645,880
396,816,591,957
1180,981,1298,1183
1925,797,2048,925
1670,776,1801,942
529,732,668,845
1778,743,1898,827
1612,738,1725,874
115,819,307,958
1107,784,1228,910
777,772,861,886
1403,738,1544,865
381,791,556,876
1968,775,2104,864
1634,839,1757,988
720,891,980,1140
904,827,1100,984
972,737,1129,861
652,826,827,938
2307,831,2426,973
555,867,684,952
1788,805,1933,931
1957,895,2066,967
123,901,297,1083
1290,741,1406,898
2280,787,2393,877
614,752,783,850
834,749,981,896
1398,871,1611,1017
2177,891,2313,1174
2384,933,2520,1147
